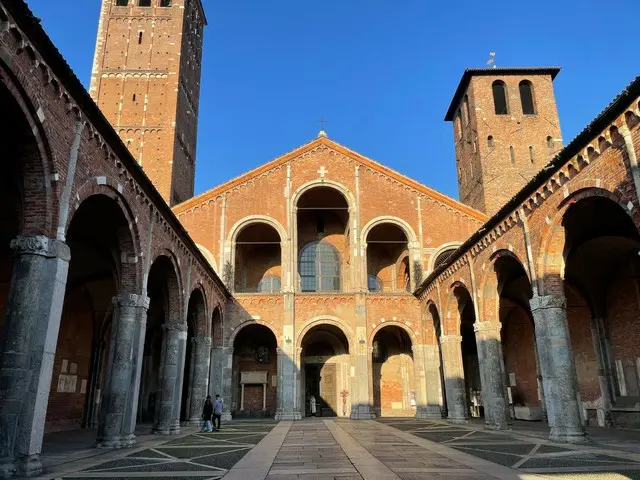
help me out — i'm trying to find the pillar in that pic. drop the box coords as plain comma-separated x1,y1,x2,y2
275,293,301,420
0,236,70,477
412,344,429,418
439,335,469,423
210,346,233,421
96,293,149,448
422,344,443,418
187,335,212,424
351,294,375,419
474,321,509,430
529,294,585,443
154,322,187,434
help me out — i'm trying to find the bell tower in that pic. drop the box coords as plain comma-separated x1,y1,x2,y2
90,0,206,205
445,67,563,215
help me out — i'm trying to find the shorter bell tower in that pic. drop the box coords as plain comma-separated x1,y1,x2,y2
446,67,563,215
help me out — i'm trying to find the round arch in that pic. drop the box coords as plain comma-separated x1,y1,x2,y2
291,179,356,211
147,249,184,323
537,187,632,295
368,320,418,346
187,283,209,335
296,316,355,351
442,280,473,336
227,215,287,245
228,319,279,347
196,243,218,272
361,216,418,245
428,242,463,273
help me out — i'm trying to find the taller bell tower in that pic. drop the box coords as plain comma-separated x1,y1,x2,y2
90,0,206,205
446,67,563,215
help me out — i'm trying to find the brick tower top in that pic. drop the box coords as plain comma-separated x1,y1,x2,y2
89,0,206,206
445,67,563,215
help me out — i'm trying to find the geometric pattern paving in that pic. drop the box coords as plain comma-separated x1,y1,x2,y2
60,421,277,480
377,419,640,479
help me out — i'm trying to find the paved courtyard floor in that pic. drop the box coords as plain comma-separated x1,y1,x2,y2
32,418,640,480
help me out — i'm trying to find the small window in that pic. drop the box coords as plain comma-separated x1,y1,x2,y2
546,136,554,149
116,0,129,6
138,32,143,44
258,275,281,293
368,274,383,293
519,80,536,115
138,0,151,6
160,0,172,6
487,135,494,148
132,93,136,102
456,111,463,139
492,80,509,115
464,95,471,125
529,146,534,163
509,146,516,164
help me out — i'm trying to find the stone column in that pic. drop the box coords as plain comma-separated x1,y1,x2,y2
422,344,443,418
439,335,469,423
188,335,212,424
351,294,375,419
154,322,187,434
412,344,429,418
275,293,301,420
529,294,585,443
0,236,70,477
96,293,149,448
210,346,233,421
474,321,509,430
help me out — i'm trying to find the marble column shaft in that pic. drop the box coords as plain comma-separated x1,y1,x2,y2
188,335,212,424
210,346,233,421
351,296,375,419
154,322,187,434
439,335,469,423
423,344,444,418
474,321,509,430
0,236,70,478
96,293,149,448
529,294,585,443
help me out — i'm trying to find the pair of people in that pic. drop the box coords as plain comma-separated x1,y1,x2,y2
202,394,223,432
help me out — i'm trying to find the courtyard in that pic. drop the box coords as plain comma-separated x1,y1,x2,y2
32,419,640,480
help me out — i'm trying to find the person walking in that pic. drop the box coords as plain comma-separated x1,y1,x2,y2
213,394,223,431
202,395,213,432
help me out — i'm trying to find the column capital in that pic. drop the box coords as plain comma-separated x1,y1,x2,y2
530,294,566,311
112,293,150,309
11,235,70,261
214,346,233,354
440,334,462,344
194,334,212,345
474,321,501,333
163,322,187,332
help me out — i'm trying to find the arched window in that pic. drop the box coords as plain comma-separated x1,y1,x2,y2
546,136,554,149
519,80,536,115
492,80,509,115
258,275,281,293
509,145,516,165
138,0,151,6
367,274,383,293
487,135,494,148
300,242,340,292
529,146,534,163
116,0,129,5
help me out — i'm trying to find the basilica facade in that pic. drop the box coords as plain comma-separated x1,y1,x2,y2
1,0,640,476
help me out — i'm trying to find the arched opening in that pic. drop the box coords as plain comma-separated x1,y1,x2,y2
46,195,134,435
372,326,414,417
232,324,277,417
234,223,281,293
180,289,206,423
429,304,447,417
562,195,640,426
519,80,536,115
455,285,482,418
493,255,542,421
432,247,458,272
487,135,494,148
366,223,409,293
296,187,349,292
492,80,509,115
300,324,350,417
211,306,223,348
137,256,179,427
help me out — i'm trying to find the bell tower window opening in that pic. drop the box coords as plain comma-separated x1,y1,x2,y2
529,145,535,163
519,80,536,115
160,0,172,6
116,0,129,6
138,0,151,6
138,32,143,44
487,135,494,148
547,136,554,149
464,94,471,125
509,145,516,165
492,80,509,115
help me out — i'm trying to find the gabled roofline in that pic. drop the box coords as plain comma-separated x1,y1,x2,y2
416,74,640,298
444,67,562,121
173,136,488,222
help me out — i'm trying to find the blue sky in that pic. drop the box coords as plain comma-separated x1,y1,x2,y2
28,0,640,200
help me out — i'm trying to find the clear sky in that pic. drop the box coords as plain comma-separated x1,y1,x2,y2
27,0,640,201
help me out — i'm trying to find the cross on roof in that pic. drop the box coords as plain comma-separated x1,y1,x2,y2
317,116,329,128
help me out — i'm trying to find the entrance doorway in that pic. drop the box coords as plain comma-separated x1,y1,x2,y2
305,363,337,417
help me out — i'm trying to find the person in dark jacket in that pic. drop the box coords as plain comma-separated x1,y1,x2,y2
202,395,213,432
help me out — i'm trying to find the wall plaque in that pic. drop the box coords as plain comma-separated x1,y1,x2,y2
240,371,267,384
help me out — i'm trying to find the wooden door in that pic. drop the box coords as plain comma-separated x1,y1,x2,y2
320,363,337,416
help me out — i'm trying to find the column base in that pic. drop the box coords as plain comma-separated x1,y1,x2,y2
96,434,137,449
170,421,181,435
275,412,302,421
447,416,470,424
187,417,203,426
549,427,587,444
350,411,376,420
221,412,232,422
416,406,442,419
0,459,16,478
485,421,510,431
13,455,43,478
